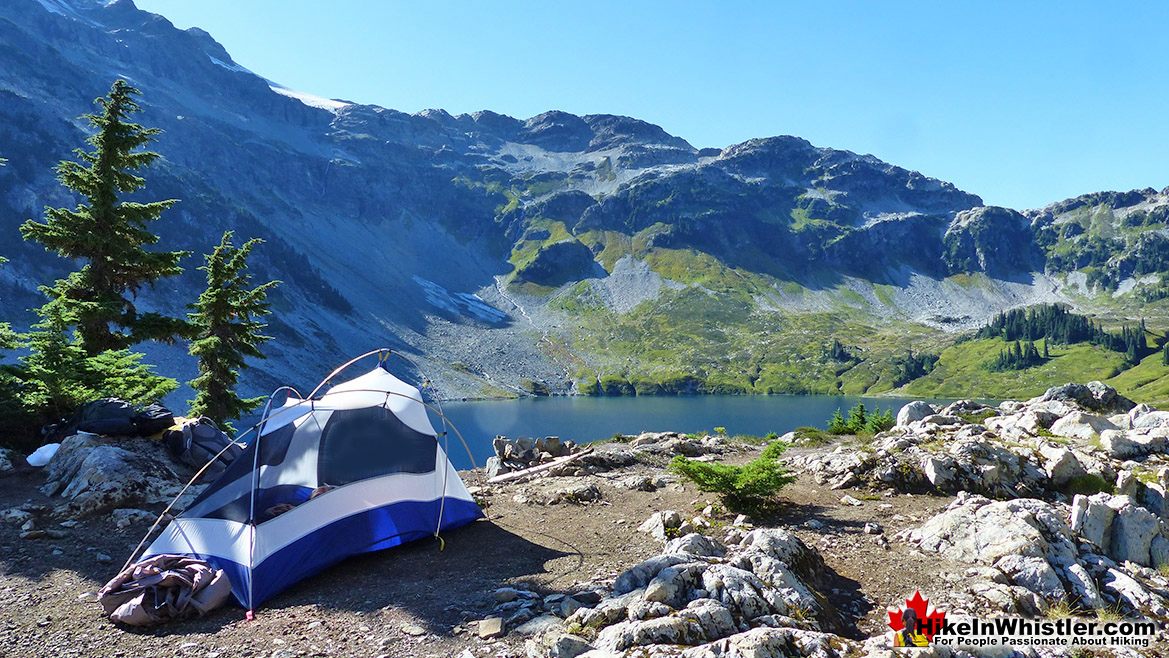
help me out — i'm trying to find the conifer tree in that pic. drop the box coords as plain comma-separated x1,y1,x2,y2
19,304,177,420
0,256,13,351
1163,343,1168,367
187,232,279,430
20,79,187,355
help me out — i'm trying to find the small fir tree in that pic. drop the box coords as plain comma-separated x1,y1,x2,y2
187,232,278,430
20,79,187,354
19,304,176,420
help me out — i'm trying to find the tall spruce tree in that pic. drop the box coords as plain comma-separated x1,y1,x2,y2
188,232,278,430
20,79,187,355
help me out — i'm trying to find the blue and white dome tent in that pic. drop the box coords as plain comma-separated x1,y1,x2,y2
125,349,483,612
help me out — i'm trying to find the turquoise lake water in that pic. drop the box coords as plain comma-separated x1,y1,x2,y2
431,394,959,469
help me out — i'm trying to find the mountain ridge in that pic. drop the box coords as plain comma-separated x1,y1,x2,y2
1,0,1167,403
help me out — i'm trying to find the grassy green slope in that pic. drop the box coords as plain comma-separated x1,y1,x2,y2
1107,351,1169,407
898,337,1168,401
551,273,948,395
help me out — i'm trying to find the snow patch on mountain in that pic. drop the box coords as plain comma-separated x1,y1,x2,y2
413,276,509,324
33,0,99,25
268,84,350,113
208,56,251,75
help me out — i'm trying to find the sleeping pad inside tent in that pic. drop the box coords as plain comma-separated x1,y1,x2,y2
140,363,484,610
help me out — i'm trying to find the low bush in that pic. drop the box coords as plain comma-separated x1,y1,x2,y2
668,440,795,512
826,402,894,435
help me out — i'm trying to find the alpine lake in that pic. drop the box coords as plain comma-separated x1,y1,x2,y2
433,394,967,469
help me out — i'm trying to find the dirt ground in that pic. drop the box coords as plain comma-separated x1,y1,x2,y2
0,444,996,658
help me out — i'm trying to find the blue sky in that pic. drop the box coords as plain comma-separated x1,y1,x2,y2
135,0,1169,209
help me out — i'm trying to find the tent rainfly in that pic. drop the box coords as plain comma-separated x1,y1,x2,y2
140,355,483,610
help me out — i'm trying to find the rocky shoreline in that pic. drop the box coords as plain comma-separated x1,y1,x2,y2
2,382,1169,657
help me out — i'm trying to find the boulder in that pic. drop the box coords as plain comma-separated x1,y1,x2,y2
701,564,788,619
1105,496,1161,566
548,634,593,658
40,434,184,517
895,401,935,427
595,616,703,651
644,562,707,608
638,510,683,542
1032,382,1135,414
478,617,505,639
679,627,854,658
0,447,19,473
1133,410,1169,430
1061,562,1105,609
1049,411,1118,440
1017,410,1061,434
903,494,1078,565
1099,429,1169,459
1070,494,1115,550
567,591,643,629
993,555,1065,602
614,554,692,594
665,533,727,558
677,599,737,642
485,456,509,480
921,455,956,488
1037,444,1087,486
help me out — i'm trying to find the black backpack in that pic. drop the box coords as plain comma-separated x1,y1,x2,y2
132,403,175,436
74,398,139,437
164,417,243,480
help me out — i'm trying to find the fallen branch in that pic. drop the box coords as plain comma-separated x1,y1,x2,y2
486,448,594,484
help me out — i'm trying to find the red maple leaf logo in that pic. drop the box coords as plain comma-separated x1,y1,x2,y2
888,590,947,642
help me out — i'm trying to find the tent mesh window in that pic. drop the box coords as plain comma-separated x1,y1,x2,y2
316,406,438,485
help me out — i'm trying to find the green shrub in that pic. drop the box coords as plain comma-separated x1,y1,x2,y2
1064,474,1114,497
668,441,795,512
826,402,894,435
790,426,834,446
827,409,849,434
957,409,998,424
864,408,895,433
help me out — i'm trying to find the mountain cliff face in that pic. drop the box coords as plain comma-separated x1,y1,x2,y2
0,0,1166,399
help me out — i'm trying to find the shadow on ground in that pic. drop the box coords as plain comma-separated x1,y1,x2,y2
0,470,575,639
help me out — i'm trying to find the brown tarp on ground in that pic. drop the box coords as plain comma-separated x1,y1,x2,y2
98,554,232,625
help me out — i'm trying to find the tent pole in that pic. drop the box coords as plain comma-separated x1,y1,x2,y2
119,387,306,575
307,348,393,399
245,386,291,616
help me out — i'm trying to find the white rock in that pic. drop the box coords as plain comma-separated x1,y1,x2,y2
921,456,955,488
896,401,935,427
1070,493,1115,550
644,562,706,608
1037,444,1087,486
665,533,726,558
993,555,1065,602
1050,411,1118,441
1134,410,1169,430
1106,496,1160,566
1061,563,1105,609
638,510,682,541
